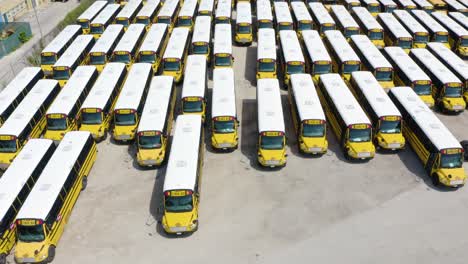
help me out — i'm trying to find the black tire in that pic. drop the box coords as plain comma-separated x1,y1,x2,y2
47,245,56,263
431,173,440,187
0,253,6,264
81,176,88,191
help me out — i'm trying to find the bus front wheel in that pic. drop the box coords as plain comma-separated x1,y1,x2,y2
0,253,6,264
431,173,440,187
47,245,56,263
81,177,88,191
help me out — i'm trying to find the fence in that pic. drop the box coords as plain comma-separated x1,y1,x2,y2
0,22,32,58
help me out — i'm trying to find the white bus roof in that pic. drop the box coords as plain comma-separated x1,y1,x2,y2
274,2,293,24
89,24,123,54
192,16,212,44
41,25,81,54
0,79,58,137
378,0,398,7
77,0,107,21
236,2,252,25
352,7,383,31
46,66,96,116
114,63,152,111
384,46,430,82
449,12,468,28
302,30,331,62
291,2,313,22
290,74,326,122
0,67,42,117
393,10,428,35
445,0,467,11
257,78,285,133
325,30,361,62
116,0,142,19
378,13,413,39
279,30,305,63
53,35,94,69
350,35,392,69
181,55,207,99
320,73,371,126
257,28,276,61
309,3,335,26
157,0,178,17
427,42,468,81
432,12,468,37
410,48,462,85
214,24,232,55
16,131,92,220
198,0,215,14
178,0,198,18
0,139,53,221
163,27,190,59
91,4,120,25
331,5,359,29
411,10,448,34
136,0,159,18
256,0,273,22
216,0,232,18
396,0,417,7
352,71,401,118
114,23,145,53
412,0,433,9
137,76,174,133
163,115,202,192
80,63,126,110
460,0,468,6
362,0,380,5
390,86,461,150
212,68,236,119
139,23,167,53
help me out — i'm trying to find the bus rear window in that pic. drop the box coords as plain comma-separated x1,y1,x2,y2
17,225,45,242
138,135,162,149
115,113,136,126
0,139,17,153
302,124,325,137
47,117,67,130
348,128,371,142
165,195,193,212
260,135,284,150
81,112,102,125
440,153,463,168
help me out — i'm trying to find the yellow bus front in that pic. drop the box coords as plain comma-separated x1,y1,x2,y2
278,22,294,32
284,61,305,86
397,37,413,53
113,109,138,141
456,36,468,59
439,82,466,113
340,60,361,82
374,116,405,151
433,32,450,48
211,116,238,150
215,17,230,24
44,114,77,142
162,190,199,234
139,51,160,73
413,32,429,48
368,29,385,48
298,119,328,155
367,3,380,16
90,23,105,39
77,19,91,34
213,53,234,69
177,16,194,30
137,130,167,166
80,108,110,140
297,21,313,36
113,51,133,69
182,97,206,122
343,27,360,39
257,19,273,29
428,0,446,10
0,135,20,170
14,219,52,264
191,42,210,63
89,52,109,72
156,16,173,28
256,59,277,79
311,61,332,84
257,131,287,167
162,58,184,83
344,124,375,160
115,17,131,30
411,80,435,108
432,148,466,187
52,66,72,88
40,52,58,76
235,23,253,45
375,67,395,91
136,16,152,29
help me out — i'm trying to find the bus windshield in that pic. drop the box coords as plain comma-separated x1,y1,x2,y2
138,134,162,149
286,63,304,74
115,113,136,125
116,19,130,27
163,60,181,71
260,135,284,150
183,100,203,113
440,153,463,168
113,54,130,64
376,70,393,81
259,21,273,29
398,39,412,49
157,17,171,24
165,194,193,212
90,54,106,65
298,22,313,31
237,24,251,34
0,140,17,153
415,34,429,43
139,54,156,63
349,128,371,142
368,5,380,12
53,69,70,80
344,28,360,38
213,120,235,133
445,86,462,97
192,44,208,54
41,54,56,65
136,17,150,25
314,63,331,74
81,112,102,124
47,118,67,130
259,61,275,72
434,34,448,42
215,56,232,66
77,20,89,29
414,83,432,95
303,124,325,137
369,31,383,40
343,63,360,74
279,23,293,31
17,225,45,242
322,24,335,32
380,120,401,134
178,18,193,27
461,38,468,46
90,25,104,34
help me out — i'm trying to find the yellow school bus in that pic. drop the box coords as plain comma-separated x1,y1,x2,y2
432,12,468,59
393,10,429,48
14,132,97,263
136,76,175,167
213,24,234,68
137,23,169,73
301,30,332,84
76,1,107,34
162,115,203,235
278,30,306,87
234,1,253,45
89,4,121,39
352,7,385,48
161,27,191,83
190,16,212,63
411,10,450,48
111,23,146,69
378,13,414,53
89,24,124,72
211,68,238,150
324,30,361,82
289,74,328,155
256,28,277,79
181,55,208,122
176,0,198,30
114,0,143,30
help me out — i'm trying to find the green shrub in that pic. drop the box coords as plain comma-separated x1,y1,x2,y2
18,31,30,43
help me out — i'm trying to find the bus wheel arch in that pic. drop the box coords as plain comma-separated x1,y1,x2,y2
81,176,88,191
47,245,56,263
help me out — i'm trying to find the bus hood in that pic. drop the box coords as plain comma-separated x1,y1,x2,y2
163,212,197,233
15,241,48,263
438,168,466,186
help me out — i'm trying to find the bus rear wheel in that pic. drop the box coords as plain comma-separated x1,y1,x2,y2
46,245,56,263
